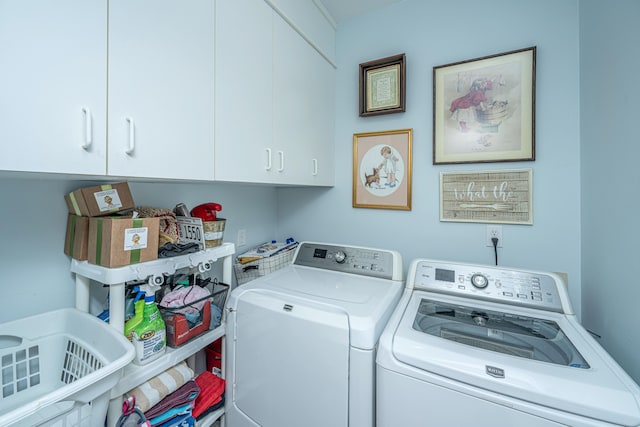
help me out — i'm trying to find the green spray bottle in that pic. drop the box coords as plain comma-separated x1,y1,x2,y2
124,290,146,342
130,286,167,365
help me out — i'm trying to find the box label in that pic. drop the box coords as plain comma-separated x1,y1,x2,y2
124,227,149,251
94,189,123,213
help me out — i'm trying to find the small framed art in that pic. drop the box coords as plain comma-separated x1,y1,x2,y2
359,54,406,117
353,128,412,210
433,47,536,164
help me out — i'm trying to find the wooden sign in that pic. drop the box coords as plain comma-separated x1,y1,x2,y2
440,169,532,224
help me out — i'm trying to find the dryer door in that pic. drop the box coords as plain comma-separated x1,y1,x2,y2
231,290,350,427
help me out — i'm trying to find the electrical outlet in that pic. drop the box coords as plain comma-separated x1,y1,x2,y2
237,229,247,247
486,225,503,247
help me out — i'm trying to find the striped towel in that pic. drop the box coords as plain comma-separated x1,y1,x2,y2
127,362,195,412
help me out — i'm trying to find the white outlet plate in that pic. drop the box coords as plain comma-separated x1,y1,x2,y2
237,229,247,247
486,225,503,247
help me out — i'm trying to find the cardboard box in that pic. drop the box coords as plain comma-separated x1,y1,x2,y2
88,216,160,268
64,214,90,260
65,182,135,217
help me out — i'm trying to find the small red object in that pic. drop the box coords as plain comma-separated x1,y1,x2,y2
162,302,211,348
190,203,222,221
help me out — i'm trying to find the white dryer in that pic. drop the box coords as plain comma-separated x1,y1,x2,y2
377,259,640,427
226,242,403,427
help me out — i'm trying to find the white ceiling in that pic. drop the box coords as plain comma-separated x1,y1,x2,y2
318,0,403,24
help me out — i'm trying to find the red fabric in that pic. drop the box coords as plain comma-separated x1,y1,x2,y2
192,371,225,419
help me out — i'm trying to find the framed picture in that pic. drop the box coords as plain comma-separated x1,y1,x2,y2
359,54,406,117
433,47,536,164
353,129,412,210
440,169,533,224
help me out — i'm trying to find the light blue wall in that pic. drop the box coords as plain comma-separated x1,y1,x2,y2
0,176,279,323
580,0,640,382
278,0,583,313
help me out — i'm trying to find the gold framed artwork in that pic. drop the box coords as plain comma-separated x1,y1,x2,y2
353,129,412,210
359,54,406,117
440,169,533,224
433,47,536,164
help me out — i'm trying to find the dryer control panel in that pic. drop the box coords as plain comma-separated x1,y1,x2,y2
294,242,402,281
409,259,570,313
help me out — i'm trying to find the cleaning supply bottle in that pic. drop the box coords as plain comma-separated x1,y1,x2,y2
124,291,146,342
131,288,167,365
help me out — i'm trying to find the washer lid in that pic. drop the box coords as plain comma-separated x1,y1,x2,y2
229,265,403,349
411,298,589,368
391,291,640,425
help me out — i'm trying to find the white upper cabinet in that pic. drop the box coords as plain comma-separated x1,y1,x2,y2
1,0,333,186
0,0,107,175
273,16,335,186
108,0,215,180
214,0,274,183
215,0,335,186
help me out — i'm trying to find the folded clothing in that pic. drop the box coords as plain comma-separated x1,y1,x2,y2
196,394,225,421
128,362,194,413
155,412,195,427
192,371,225,419
145,380,200,419
160,286,211,314
148,403,193,426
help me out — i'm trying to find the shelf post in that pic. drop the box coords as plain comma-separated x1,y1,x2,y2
75,274,91,312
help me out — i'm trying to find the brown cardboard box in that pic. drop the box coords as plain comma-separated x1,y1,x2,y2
64,214,90,260
88,216,160,268
65,182,135,217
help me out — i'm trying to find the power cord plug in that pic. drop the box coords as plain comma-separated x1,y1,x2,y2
491,237,499,266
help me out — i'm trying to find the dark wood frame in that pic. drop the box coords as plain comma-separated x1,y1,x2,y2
433,47,536,164
359,53,406,117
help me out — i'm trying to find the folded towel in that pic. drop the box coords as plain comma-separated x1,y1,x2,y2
145,380,200,419
192,371,225,419
148,403,193,426
196,394,225,421
155,412,195,427
128,362,194,412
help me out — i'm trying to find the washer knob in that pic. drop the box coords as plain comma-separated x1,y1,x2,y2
334,250,347,264
471,273,489,289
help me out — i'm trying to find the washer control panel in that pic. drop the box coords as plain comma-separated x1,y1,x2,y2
410,260,567,313
294,242,401,280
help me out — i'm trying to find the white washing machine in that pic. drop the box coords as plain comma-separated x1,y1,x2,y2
377,259,640,427
226,242,404,427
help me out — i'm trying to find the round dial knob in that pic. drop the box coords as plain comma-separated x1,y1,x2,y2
334,251,347,264
471,273,489,289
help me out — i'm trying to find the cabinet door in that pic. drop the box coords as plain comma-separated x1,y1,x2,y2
0,0,107,175
273,16,335,186
108,0,215,180
214,0,274,183
303,43,335,186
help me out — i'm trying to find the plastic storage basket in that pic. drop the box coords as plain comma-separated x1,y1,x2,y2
0,308,135,427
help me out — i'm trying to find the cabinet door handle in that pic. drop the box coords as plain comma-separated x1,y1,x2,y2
125,117,135,155
312,158,318,176
277,150,285,172
81,107,92,150
265,148,272,170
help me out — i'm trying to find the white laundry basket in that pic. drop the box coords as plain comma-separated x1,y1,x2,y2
0,308,135,426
